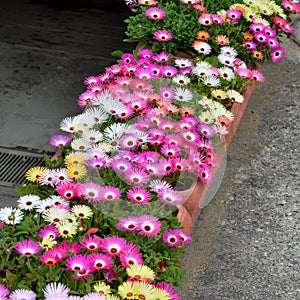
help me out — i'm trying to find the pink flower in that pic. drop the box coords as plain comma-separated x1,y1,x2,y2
117,216,140,232
154,30,172,42
163,229,182,247
145,7,166,20
127,187,151,204
49,134,71,148
270,47,285,62
197,164,213,182
14,239,42,257
81,236,102,252
56,182,80,200
101,236,128,256
39,224,60,240
137,215,161,237
66,254,90,272
198,13,213,26
88,253,113,271
157,189,183,205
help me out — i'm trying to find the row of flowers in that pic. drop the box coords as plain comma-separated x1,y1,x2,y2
0,0,299,299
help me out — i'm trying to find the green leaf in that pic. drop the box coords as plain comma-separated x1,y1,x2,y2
111,50,124,57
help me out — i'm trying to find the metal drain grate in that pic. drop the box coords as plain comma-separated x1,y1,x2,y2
0,147,48,187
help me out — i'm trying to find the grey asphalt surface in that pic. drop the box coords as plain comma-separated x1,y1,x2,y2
0,1,299,299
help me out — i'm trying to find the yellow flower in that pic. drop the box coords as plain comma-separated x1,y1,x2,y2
56,220,77,238
133,281,156,300
40,236,57,249
126,264,155,282
66,163,87,180
65,152,86,166
198,111,215,125
118,282,135,300
106,295,121,300
211,89,228,100
71,205,93,219
97,142,112,152
152,287,172,300
25,166,47,182
93,281,111,296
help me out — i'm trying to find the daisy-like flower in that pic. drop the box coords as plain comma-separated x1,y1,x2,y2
243,40,257,50
211,89,228,100
66,254,90,272
103,123,129,149
9,289,36,300
198,13,212,26
267,37,279,49
0,207,23,225
250,69,264,82
215,35,230,45
101,186,122,201
159,87,175,101
226,8,242,21
25,166,47,182
56,220,78,238
154,30,172,42
125,169,150,186
43,282,70,299
0,283,9,298
152,286,172,300
218,66,235,81
79,182,103,203
149,180,173,193
43,207,73,224
137,215,161,237
193,41,211,55
82,129,103,144
118,282,135,300
89,253,113,271
145,7,166,20
227,89,244,103
198,164,213,183
71,205,93,219
121,53,135,65
127,264,155,283
41,236,57,250
81,235,102,252
127,187,151,204
93,281,111,296
71,138,90,152
39,224,60,240
160,144,180,158
17,194,40,211
163,229,181,247
202,75,220,87
174,58,193,69
173,87,193,102
157,189,183,205
117,216,139,232
137,48,153,59
49,134,71,148
64,152,86,166
110,157,133,173
134,68,153,80
40,249,62,266
161,66,178,78
66,163,88,180
249,22,265,33
220,46,238,57
270,47,285,62
101,236,128,256
254,31,269,43
39,169,56,187
152,51,171,62
198,124,216,138
56,182,80,201
172,74,190,85
119,133,140,150
235,67,251,79
14,239,42,257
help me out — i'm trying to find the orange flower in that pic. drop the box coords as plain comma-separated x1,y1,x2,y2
215,35,230,46
234,5,246,13
197,30,210,41
162,103,179,114
147,93,161,104
192,40,202,48
179,107,194,117
218,116,231,127
244,32,254,41
252,50,264,60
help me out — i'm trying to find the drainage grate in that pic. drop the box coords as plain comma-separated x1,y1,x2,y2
0,147,50,187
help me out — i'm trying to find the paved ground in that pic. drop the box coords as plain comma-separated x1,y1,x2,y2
0,1,299,299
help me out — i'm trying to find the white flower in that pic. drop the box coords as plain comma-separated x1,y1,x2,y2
217,54,235,67
220,46,238,57
227,89,244,103
202,75,220,87
193,42,211,55
17,194,41,211
103,123,129,149
59,115,84,133
172,74,190,85
71,138,91,152
0,207,24,224
174,87,193,102
219,66,235,81
174,58,194,68
82,129,104,144
193,65,213,77
81,107,109,127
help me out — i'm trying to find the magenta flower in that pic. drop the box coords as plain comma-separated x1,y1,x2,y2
148,63,162,77
210,13,224,24
66,254,90,272
154,30,172,42
270,47,285,62
40,249,62,266
282,0,300,13
226,9,241,21
157,189,183,205
163,229,181,247
101,236,128,256
120,246,144,268
14,239,42,257
137,48,153,59
159,87,175,101
161,144,181,158
101,186,122,201
121,53,135,65
134,68,153,80
79,182,103,203
86,157,108,170
198,124,216,138
152,51,171,62
137,215,161,237
77,91,95,108
197,164,213,183
56,182,80,200
254,32,269,43
81,235,102,252
235,67,252,79
49,134,71,148
243,40,257,50
39,224,60,240
127,187,151,204
250,69,264,82
88,253,113,270
110,158,134,173
161,65,178,78
145,7,166,20
0,283,9,298
124,169,150,186
117,216,140,232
